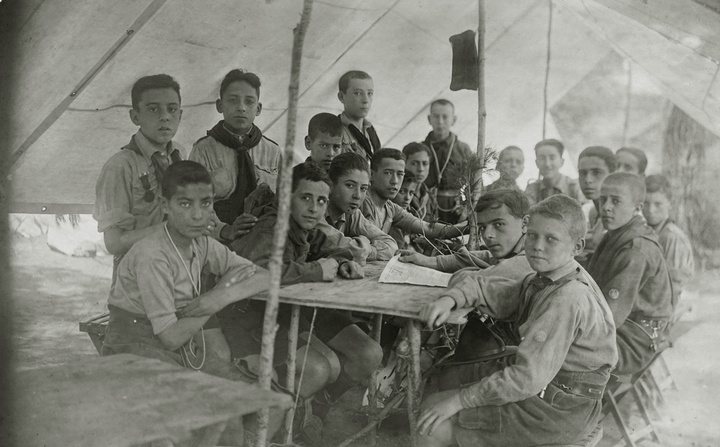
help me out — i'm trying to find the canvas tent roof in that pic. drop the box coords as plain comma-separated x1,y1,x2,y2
6,0,720,213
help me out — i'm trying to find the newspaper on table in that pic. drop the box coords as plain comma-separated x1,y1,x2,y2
379,254,452,288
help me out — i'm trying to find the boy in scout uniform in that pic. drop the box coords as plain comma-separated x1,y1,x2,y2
586,172,674,375
415,195,617,447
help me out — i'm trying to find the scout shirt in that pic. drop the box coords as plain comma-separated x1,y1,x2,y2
576,202,606,267
485,177,522,193
442,260,617,408
339,112,381,163
435,234,526,273
94,131,184,235
325,208,398,261
524,174,583,205
422,131,473,191
655,218,694,295
362,189,456,237
231,205,355,285
108,225,256,335
411,182,437,222
586,215,674,327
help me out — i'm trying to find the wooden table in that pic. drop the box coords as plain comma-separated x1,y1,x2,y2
7,353,293,446
273,261,465,446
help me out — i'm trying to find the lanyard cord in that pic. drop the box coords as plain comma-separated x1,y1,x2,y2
164,223,206,370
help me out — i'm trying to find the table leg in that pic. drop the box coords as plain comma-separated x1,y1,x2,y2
405,319,422,447
283,304,301,444
366,313,384,446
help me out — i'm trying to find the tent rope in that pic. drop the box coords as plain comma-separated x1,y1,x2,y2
542,0,553,139
622,61,633,145
292,307,318,414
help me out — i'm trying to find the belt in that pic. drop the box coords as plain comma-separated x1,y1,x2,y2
544,369,610,400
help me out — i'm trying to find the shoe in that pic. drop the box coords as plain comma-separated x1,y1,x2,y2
294,397,323,446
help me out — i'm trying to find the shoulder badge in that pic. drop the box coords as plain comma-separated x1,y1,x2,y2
533,331,547,343
608,289,620,300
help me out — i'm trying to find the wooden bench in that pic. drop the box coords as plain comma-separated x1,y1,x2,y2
79,312,109,354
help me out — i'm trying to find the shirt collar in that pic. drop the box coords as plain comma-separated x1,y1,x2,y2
340,112,373,131
325,209,346,228
539,259,580,283
134,130,172,161
540,174,567,192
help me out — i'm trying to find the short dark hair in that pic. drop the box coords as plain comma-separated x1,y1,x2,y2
328,152,368,184
402,142,432,159
220,69,261,99
602,172,646,203
617,147,648,174
579,146,617,172
499,146,523,160
430,98,454,112
308,112,343,140
161,161,213,200
645,174,672,200
371,148,405,172
131,74,181,110
402,170,417,185
338,70,372,93
529,195,586,241
534,139,564,156
475,189,530,219
292,161,332,192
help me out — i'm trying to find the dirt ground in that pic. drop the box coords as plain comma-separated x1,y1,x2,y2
8,234,720,446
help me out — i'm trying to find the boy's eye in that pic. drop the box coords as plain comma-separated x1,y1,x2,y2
318,198,327,205
202,200,212,207
495,222,504,228
478,225,487,232
360,186,368,192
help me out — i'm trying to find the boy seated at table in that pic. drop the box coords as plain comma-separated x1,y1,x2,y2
389,169,420,249
524,139,583,204
577,146,617,265
486,145,525,192
643,174,694,308
402,142,437,221
586,172,674,376
102,161,282,445
362,148,465,243
225,162,383,443
326,152,397,260
416,195,617,447
400,189,531,275
305,112,343,170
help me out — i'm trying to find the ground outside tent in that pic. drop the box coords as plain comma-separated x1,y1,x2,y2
9,232,720,447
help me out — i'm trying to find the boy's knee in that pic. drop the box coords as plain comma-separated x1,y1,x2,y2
301,349,333,384
349,339,383,375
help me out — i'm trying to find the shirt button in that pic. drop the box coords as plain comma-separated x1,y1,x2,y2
133,319,137,323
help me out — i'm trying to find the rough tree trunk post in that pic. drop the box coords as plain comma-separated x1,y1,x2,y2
255,1,314,445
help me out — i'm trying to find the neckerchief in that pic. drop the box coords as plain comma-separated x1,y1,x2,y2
207,120,262,224
123,136,181,202
346,121,380,160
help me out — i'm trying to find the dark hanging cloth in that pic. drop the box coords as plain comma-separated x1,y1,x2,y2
124,136,181,203
207,121,262,224
347,122,381,160
449,30,479,91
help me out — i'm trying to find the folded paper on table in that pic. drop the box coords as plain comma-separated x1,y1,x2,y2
379,254,452,288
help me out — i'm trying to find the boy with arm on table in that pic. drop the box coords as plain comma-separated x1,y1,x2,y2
416,195,617,447
102,161,282,445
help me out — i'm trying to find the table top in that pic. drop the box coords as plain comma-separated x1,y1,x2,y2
7,353,293,447
272,261,465,321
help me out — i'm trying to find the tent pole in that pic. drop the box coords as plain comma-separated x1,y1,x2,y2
255,1,314,446
477,0,486,159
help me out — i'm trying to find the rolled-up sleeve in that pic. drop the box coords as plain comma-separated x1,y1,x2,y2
94,157,136,232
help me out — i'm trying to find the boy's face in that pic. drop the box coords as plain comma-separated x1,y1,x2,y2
616,152,642,175
526,214,583,274
338,78,373,120
392,181,418,209
428,103,456,138
477,204,526,259
371,158,405,200
216,80,262,134
329,169,370,214
129,88,182,146
578,156,610,201
306,132,343,170
643,191,670,227
535,145,564,180
406,151,430,184
498,149,524,181
598,180,642,231
161,183,214,242
291,179,330,230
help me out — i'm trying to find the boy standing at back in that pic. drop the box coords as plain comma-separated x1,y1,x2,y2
586,172,674,375
416,195,617,447
190,69,282,244
337,70,380,162
525,139,583,204
486,145,525,192
94,74,185,280
305,112,343,170
577,146,617,264
616,147,648,177
423,99,474,224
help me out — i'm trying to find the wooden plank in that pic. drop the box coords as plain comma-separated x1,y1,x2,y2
8,354,292,447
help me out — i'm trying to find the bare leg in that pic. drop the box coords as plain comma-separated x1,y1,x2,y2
418,390,459,447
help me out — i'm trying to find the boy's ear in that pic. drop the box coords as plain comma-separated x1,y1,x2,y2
129,108,140,126
159,195,170,215
427,114,432,126
559,157,565,167
215,98,223,114
337,91,345,104
256,102,262,117
634,201,644,214
572,237,586,256
304,135,312,151
521,215,529,233
452,115,457,126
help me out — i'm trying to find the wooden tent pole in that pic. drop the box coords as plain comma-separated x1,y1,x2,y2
477,0,486,159
255,1,314,445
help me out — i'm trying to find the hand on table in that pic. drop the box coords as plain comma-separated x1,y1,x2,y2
416,392,463,436
419,296,455,329
398,250,437,269
338,260,364,279
217,265,256,288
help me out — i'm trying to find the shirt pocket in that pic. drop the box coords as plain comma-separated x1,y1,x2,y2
210,165,235,198
255,164,278,190
130,172,160,217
